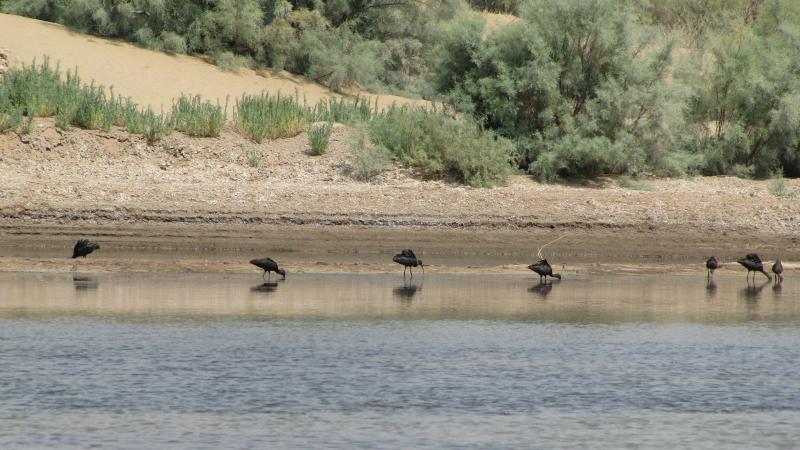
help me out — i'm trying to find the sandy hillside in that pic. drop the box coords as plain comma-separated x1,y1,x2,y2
0,13,423,111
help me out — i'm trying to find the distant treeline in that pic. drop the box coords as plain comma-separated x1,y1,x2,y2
4,0,800,179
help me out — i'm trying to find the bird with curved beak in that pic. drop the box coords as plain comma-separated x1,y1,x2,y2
393,249,424,278
737,254,771,283
528,259,561,284
249,257,286,280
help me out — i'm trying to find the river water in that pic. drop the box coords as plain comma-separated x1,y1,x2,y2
1,272,798,448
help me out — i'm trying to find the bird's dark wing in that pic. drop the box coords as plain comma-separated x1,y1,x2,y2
401,249,417,258
72,239,88,258
746,253,762,263
264,257,279,268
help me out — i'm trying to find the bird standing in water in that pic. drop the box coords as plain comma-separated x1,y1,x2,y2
772,258,783,283
71,239,100,272
72,239,100,259
737,254,771,283
528,259,561,284
393,249,424,278
705,256,720,279
250,257,286,280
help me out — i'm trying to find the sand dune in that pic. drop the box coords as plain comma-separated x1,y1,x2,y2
0,13,422,111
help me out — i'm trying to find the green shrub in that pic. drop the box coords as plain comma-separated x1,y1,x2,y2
248,149,262,167
312,96,377,125
369,106,512,186
214,51,248,72
234,92,308,142
349,131,393,181
308,121,333,155
142,109,173,144
0,106,22,132
0,86,23,132
171,94,226,137
767,171,796,197
161,32,188,54
70,82,114,131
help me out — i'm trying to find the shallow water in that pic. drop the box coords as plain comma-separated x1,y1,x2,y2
1,272,799,448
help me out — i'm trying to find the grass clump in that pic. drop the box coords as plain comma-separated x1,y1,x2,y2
171,95,226,137
368,106,512,187
0,58,181,144
142,109,174,144
308,122,333,155
234,92,307,142
768,172,796,198
349,131,393,181
0,85,23,132
312,97,377,125
248,149,263,168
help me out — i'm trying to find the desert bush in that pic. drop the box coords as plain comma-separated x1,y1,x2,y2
0,84,23,132
468,0,520,14
142,109,174,144
248,149,263,167
0,102,22,132
161,32,188,54
171,95,226,137
682,5,800,178
308,121,333,155
369,106,512,186
214,51,249,72
349,131,393,181
312,96,377,124
234,92,308,142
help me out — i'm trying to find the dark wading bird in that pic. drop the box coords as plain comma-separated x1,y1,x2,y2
737,254,772,283
393,249,424,278
72,239,100,259
249,257,286,280
528,259,561,284
71,239,100,272
706,256,720,279
772,258,783,283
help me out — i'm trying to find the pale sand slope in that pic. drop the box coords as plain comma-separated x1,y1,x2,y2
0,13,423,110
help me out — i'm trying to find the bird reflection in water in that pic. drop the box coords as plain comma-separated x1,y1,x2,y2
529,281,554,299
772,281,783,298
705,278,717,299
72,275,99,290
739,281,770,302
393,281,422,301
250,281,280,293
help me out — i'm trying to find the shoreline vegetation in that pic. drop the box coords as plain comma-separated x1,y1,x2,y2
3,1,800,182
1,59,511,187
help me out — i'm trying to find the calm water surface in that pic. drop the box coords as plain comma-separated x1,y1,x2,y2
1,272,799,449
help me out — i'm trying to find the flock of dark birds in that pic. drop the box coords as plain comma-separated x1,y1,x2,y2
71,239,786,287
706,254,784,284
